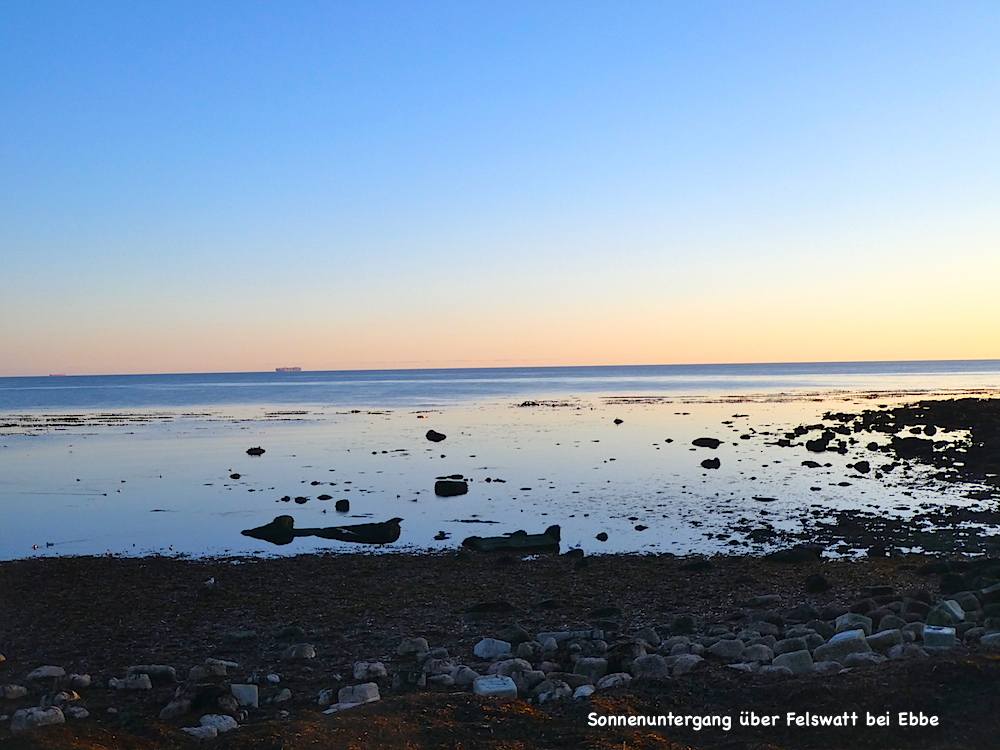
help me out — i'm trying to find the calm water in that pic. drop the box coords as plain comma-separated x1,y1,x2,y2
4,360,1000,410
2,361,999,560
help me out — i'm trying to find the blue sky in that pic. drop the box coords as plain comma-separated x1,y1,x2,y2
3,1,999,375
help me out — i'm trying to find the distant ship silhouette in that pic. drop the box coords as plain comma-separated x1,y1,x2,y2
275,367,302,372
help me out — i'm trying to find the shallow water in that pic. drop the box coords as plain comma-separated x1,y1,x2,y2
3,384,998,560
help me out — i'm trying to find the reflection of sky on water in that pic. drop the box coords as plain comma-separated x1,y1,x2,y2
1,391,994,560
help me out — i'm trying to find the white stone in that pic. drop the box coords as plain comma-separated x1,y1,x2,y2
473,638,511,659
26,666,65,681
338,682,381,705
596,672,632,690
200,713,239,733
923,625,957,651
472,675,518,698
231,684,259,708
182,726,218,739
353,661,388,681
573,685,596,699
266,673,281,683
11,707,65,733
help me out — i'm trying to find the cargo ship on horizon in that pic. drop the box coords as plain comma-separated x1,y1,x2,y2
275,367,302,373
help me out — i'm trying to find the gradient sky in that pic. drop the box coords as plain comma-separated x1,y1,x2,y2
3,1,999,376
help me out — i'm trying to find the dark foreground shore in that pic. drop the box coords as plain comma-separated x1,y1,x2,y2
3,550,1000,749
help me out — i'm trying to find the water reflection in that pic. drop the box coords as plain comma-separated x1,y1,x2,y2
242,515,403,546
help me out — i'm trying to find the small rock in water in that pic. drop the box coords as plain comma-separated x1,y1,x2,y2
335,499,350,512
246,447,265,455
426,430,447,442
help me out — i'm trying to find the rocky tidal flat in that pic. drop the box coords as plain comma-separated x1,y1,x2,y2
3,551,1000,749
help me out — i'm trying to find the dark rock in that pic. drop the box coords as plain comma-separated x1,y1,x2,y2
425,430,447,443
230,473,241,479
613,419,624,425
335,499,350,512
692,438,722,449
765,544,823,563
596,532,609,542
246,447,265,456
434,479,468,497
700,457,721,470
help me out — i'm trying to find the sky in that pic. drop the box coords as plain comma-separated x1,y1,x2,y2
2,1,999,376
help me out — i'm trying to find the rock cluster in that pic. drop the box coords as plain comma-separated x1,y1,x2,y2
4,578,1000,736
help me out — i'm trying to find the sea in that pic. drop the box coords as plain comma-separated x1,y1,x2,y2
2,360,999,561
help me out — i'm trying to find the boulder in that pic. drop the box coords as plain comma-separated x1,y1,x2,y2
473,675,517,698
200,714,239,733
772,649,813,675
596,672,632,690
281,644,316,661
630,654,671,680
473,638,511,659
11,707,65,733
26,666,65,681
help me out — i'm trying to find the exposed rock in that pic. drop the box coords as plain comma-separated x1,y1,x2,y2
230,684,259,708
281,643,316,661
353,661,388,681
596,672,632,690
26,666,65,681
692,438,722,449
397,637,430,656
200,714,239,733
532,679,573,703
708,639,746,663
772,649,813,675
668,654,705,676
425,430,447,443
159,698,192,720
11,707,65,733
434,479,468,497
473,675,517,698
629,654,671,680
572,657,608,683
473,638,511,659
